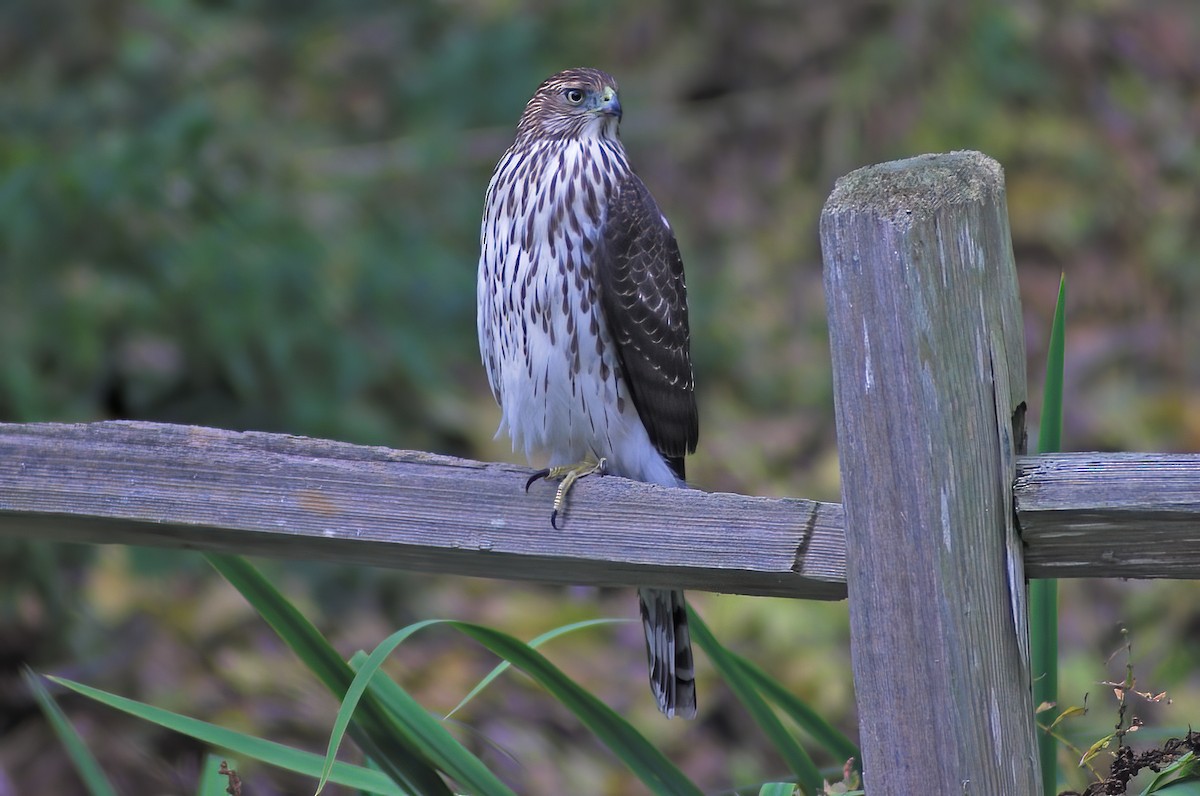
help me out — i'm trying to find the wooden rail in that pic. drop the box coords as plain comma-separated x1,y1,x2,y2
1017,452,1200,578
0,420,844,599
1,422,1197,598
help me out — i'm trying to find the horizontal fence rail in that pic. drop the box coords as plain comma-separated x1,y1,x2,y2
1,422,1198,592
1017,452,1200,578
0,421,845,599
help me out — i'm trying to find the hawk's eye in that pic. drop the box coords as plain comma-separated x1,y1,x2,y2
564,88,584,105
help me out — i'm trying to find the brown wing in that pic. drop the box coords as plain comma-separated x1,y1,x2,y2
598,173,698,478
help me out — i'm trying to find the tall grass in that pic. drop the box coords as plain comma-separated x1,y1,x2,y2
33,552,859,794
1032,273,1067,794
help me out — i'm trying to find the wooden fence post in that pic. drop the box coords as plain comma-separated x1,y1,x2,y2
820,151,1040,793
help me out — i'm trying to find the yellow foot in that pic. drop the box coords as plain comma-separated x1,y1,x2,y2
524,458,607,529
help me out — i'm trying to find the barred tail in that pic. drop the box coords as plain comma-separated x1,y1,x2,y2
637,587,697,719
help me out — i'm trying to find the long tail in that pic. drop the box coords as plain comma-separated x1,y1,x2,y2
637,587,697,719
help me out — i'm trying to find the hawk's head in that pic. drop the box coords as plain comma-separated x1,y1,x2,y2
516,68,622,142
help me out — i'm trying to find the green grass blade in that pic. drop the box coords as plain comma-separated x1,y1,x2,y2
758,783,799,796
687,608,823,795
197,754,236,796
316,624,516,796
46,675,407,795
23,668,118,796
209,554,696,794
449,620,703,796
348,651,527,794
725,650,860,768
328,617,697,796
203,553,451,795
1039,273,1067,453
315,620,436,794
1032,272,1066,795
444,618,626,719
1140,751,1198,795
1151,780,1200,796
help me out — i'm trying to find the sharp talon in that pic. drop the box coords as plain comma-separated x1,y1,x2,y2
525,469,550,492
523,460,601,529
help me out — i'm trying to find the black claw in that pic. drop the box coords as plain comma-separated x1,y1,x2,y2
525,468,550,492
550,509,560,530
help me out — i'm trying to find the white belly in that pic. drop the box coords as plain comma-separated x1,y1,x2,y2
477,140,679,486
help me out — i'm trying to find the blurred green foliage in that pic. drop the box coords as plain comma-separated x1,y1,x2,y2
3,1,1200,793
1,0,551,447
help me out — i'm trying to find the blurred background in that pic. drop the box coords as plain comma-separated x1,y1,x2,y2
2,0,1198,793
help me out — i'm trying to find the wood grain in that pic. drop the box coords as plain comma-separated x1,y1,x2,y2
1017,452,1200,578
821,150,1040,793
3,422,1199,596
0,420,846,599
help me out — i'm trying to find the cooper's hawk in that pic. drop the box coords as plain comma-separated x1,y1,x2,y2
477,68,699,719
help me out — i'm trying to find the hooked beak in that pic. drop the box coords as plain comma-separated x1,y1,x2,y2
594,86,622,120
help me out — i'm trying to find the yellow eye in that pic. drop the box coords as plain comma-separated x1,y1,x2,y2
564,88,584,105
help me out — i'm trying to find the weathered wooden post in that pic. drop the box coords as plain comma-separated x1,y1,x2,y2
821,151,1040,792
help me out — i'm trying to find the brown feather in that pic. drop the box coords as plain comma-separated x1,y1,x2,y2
597,173,699,470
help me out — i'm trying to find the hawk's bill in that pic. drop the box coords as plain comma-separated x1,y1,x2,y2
477,68,699,719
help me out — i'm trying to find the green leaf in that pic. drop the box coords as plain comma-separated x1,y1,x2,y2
211,554,695,795
688,608,823,795
1038,272,1067,453
1079,732,1114,767
725,650,860,768
444,618,626,719
316,625,516,796
451,621,702,796
1151,780,1200,796
758,783,799,796
23,668,118,796
1032,272,1066,795
1045,704,1087,732
327,618,702,794
203,553,451,795
45,675,407,795
1140,752,1199,795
